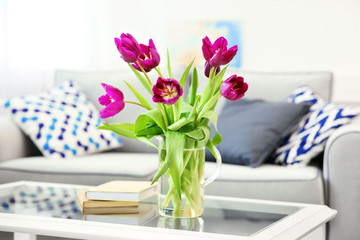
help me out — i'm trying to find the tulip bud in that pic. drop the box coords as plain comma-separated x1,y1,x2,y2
114,33,141,63
202,36,238,67
132,39,161,72
98,83,125,118
220,75,248,101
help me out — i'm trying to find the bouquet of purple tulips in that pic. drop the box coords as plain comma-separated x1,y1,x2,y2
98,33,248,217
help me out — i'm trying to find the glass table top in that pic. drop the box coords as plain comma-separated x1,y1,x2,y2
0,182,302,238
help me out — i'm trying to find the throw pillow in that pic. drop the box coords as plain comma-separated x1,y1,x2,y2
3,80,122,159
206,99,310,167
272,85,360,166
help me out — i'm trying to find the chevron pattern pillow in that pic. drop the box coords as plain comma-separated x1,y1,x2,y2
3,80,122,159
272,86,360,166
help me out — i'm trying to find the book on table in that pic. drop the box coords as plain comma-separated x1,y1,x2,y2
85,181,158,201
84,203,158,225
77,190,143,215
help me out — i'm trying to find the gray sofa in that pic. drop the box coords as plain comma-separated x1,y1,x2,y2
0,69,359,240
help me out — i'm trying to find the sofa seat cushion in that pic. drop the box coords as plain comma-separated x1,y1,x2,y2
205,163,324,204
0,153,158,185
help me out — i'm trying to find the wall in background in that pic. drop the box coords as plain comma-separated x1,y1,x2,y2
1,0,360,103
0,0,98,97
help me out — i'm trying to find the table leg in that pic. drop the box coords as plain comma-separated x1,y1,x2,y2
14,232,36,240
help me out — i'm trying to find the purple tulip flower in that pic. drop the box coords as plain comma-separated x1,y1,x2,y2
98,83,125,118
132,39,160,72
220,75,248,101
152,77,183,105
204,61,220,78
202,36,238,68
114,33,141,63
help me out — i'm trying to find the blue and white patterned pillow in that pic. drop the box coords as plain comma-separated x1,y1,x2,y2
3,80,122,158
273,85,360,166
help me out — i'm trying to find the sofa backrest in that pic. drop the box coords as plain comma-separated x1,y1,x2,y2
196,69,333,112
55,69,333,153
238,71,333,102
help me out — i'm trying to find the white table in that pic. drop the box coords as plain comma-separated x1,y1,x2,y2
0,181,336,240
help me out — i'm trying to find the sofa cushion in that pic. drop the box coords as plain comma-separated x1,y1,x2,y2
0,153,158,185
3,80,122,159
206,99,310,167
235,71,333,102
205,162,324,204
272,86,360,166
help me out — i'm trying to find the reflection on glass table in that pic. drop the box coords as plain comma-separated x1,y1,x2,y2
0,181,336,240
0,182,301,238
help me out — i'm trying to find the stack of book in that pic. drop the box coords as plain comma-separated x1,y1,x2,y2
77,181,158,223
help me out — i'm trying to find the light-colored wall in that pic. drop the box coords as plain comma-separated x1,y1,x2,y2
99,0,360,103
1,0,360,103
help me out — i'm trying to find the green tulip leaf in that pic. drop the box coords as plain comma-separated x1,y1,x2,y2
199,65,228,109
124,81,152,110
196,125,211,148
98,123,158,149
184,97,199,120
165,131,185,199
137,136,158,149
199,67,216,109
197,91,221,121
179,124,195,133
201,110,222,145
213,65,228,86
168,117,191,131
184,128,205,140
151,161,169,185
180,101,193,114
179,58,195,88
206,140,221,161
128,63,152,94
162,105,173,124
98,123,136,139
167,49,174,78
186,67,198,106
135,108,166,134
135,124,163,137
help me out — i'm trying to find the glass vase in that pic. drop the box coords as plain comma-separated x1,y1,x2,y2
157,138,221,218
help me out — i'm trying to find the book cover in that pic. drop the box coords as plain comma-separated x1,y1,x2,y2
85,181,158,201
84,203,158,225
77,190,140,215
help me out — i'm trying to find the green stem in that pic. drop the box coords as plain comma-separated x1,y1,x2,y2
198,67,217,110
172,104,179,122
136,60,153,85
209,67,217,96
155,67,164,78
124,100,146,108
172,192,182,217
189,149,203,215
158,104,169,128
162,180,176,207
161,144,205,217
182,142,195,173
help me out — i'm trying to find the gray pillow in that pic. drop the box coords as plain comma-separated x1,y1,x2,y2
206,99,310,167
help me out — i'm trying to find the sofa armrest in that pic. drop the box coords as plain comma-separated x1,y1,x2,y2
0,116,38,162
323,117,360,240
